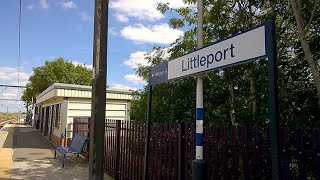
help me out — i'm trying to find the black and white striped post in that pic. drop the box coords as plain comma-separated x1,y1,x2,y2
192,0,206,179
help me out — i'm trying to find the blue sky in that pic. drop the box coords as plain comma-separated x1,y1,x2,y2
0,0,191,112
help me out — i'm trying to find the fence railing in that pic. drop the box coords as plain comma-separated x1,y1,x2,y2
72,117,320,179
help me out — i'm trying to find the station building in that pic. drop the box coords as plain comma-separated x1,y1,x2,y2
35,83,133,146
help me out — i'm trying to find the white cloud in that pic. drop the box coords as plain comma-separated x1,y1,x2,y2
26,4,35,10
70,61,93,70
79,12,92,22
110,0,191,22
0,67,30,81
0,72,30,81
59,1,77,9
8,81,29,87
110,0,162,21
124,74,145,84
121,24,183,44
0,87,26,112
123,51,149,69
2,93,17,97
114,13,129,23
0,67,17,73
0,87,21,100
110,83,136,91
39,0,49,9
123,48,171,69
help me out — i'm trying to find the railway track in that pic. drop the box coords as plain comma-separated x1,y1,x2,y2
0,120,13,129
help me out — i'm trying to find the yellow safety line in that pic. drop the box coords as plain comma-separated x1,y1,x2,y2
0,124,15,179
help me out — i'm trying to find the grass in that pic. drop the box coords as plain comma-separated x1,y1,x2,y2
0,113,26,123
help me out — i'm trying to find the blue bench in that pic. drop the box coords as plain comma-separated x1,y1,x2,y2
54,134,89,167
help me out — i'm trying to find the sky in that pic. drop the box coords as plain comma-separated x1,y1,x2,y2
0,0,192,113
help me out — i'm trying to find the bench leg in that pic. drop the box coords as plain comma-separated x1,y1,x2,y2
62,154,66,167
54,149,57,159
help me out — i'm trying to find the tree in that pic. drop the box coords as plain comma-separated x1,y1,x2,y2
131,0,320,127
22,58,92,103
289,0,320,108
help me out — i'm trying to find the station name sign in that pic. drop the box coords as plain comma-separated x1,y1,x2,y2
150,24,269,85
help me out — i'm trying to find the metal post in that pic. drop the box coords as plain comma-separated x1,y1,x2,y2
89,0,108,179
266,21,280,179
115,120,121,180
144,84,152,180
193,0,206,179
178,123,185,180
26,101,29,123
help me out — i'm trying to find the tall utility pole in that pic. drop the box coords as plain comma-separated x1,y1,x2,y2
89,0,108,179
193,0,206,179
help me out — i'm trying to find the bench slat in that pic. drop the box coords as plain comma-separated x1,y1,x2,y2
56,146,68,154
69,135,89,153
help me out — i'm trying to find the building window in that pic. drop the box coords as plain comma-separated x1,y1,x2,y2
52,105,56,128
54,104,61,128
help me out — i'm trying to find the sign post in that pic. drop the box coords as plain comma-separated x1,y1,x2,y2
193,0,205,179
266,21,280,180
146,22,279,179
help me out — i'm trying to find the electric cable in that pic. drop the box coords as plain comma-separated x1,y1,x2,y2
18,0,22,98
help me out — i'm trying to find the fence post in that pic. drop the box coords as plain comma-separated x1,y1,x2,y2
313,129,320,179
213,126,219,179
231,126,238,179
240,126,248,180
253,127,261,179
222,127,228,179
296,128,306,179
279,128,289,180
178,123,185,180
115,120,121,180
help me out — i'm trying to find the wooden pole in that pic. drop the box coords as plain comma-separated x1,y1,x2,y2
89,0,108,179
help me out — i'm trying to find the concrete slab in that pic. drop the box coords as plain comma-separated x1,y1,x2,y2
0,130,8,148
0,148,13,179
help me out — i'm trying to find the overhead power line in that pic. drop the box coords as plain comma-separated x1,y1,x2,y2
0,84,26,88
18,0,22,98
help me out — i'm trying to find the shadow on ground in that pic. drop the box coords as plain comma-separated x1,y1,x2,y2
9,155,93,180
2,124,113,180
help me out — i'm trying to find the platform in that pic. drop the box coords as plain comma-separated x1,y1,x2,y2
0,123,112,180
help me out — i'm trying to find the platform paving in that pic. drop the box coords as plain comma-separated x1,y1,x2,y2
0,123,113,180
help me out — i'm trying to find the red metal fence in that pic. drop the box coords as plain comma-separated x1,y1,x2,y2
72,118,320,179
